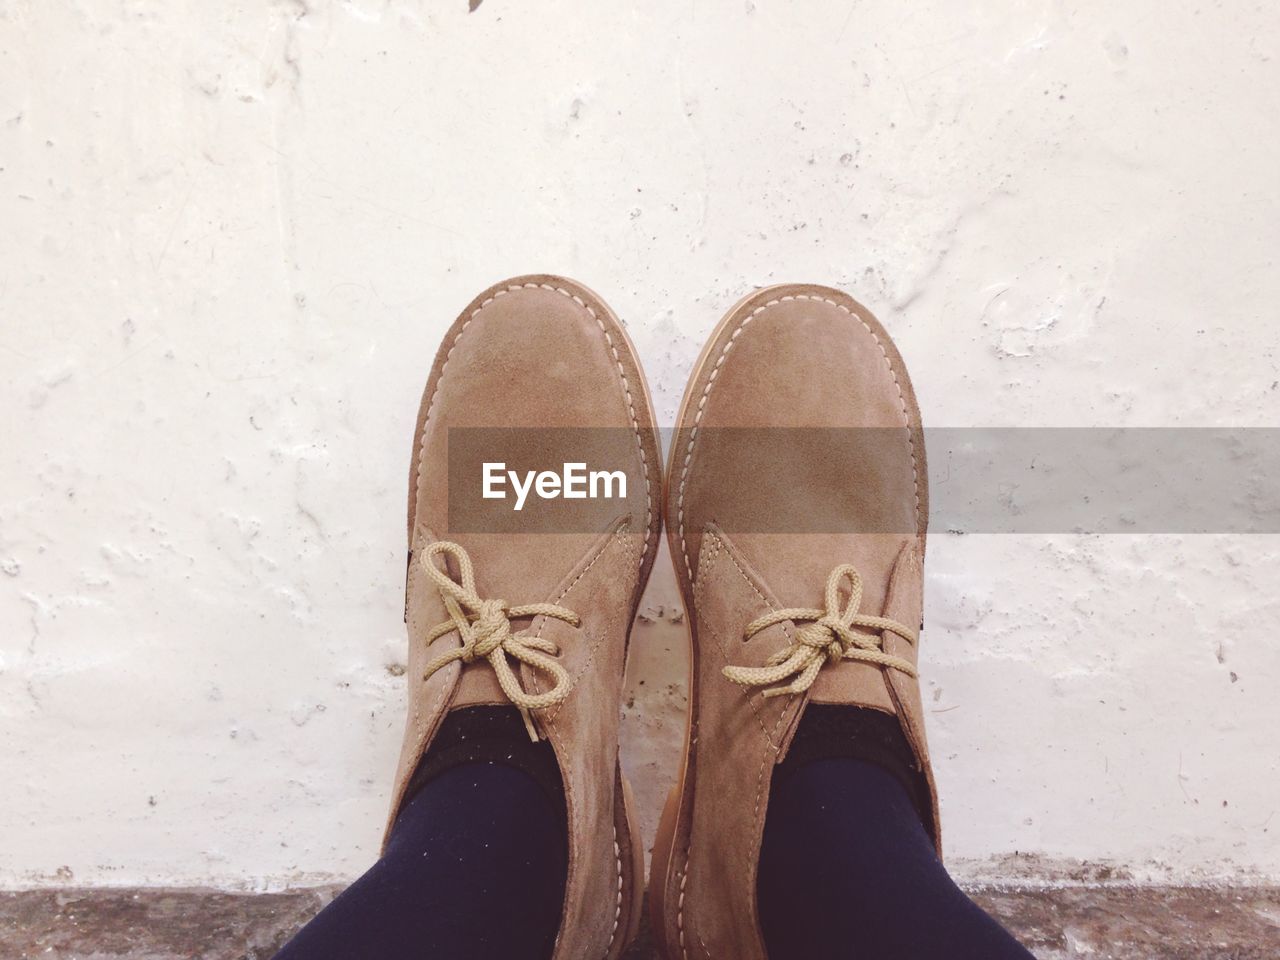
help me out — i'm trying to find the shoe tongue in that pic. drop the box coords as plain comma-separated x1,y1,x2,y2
729,531,902,620
451,656,511,708
805,654,901,713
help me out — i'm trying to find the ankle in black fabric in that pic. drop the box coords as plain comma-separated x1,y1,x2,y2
773,704,932,828
397,705,567,829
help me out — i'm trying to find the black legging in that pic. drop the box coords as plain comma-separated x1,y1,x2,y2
275,754,1032,959
758,757,1033,959
272,762,566,960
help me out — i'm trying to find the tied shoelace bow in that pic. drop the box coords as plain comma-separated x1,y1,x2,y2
722,563,917,699
419,541,580,741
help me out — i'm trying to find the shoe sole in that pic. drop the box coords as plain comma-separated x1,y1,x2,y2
648,283,929,958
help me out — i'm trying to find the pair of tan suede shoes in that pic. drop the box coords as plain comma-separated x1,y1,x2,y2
387,275,936,960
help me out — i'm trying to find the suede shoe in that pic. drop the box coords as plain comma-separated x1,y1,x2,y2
650,284,937,959
386,275,662,959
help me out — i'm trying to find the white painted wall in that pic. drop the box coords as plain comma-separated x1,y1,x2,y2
2,0,1278,890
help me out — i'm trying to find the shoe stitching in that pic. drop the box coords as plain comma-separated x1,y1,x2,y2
607,830,623,957
532,527,635,727
677,545,711,960
677,293,921,582
677,857,690,960
675,536,790,959
542,695,625,960
690,532,720,611
397,550,470,806
700,532,794,751
415,282,655,570
552,520,633,606
675,865,716,960
751,706,789,864
537,598,608,729
715,534,796,651
528,527,633,957
678,543,713,959
384,670,452,839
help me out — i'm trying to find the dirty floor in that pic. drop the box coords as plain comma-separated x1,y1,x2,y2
2,884,1278,959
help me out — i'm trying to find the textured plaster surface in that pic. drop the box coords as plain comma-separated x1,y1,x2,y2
2,0,1279,891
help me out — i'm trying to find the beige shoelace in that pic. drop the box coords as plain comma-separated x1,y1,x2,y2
419,541,580,740
722,563,917,699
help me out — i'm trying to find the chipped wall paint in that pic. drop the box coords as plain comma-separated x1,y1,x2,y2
1,0,1278,889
